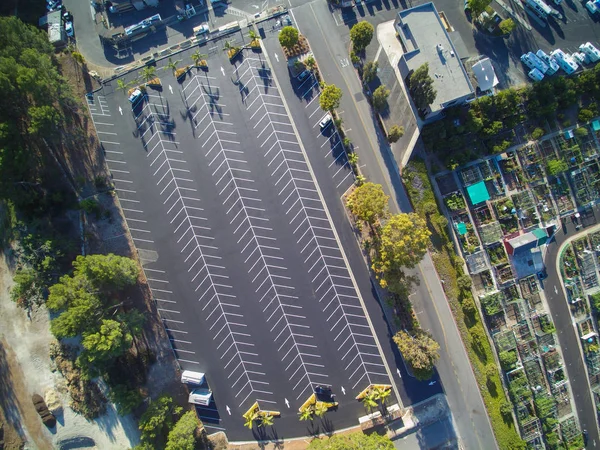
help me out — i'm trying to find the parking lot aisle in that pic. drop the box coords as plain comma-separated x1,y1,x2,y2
181,72,334,403
87,86,283,437
236,56,392,392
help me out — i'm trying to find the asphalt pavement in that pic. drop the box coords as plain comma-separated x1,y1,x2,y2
85,38,414,441
288,1,497,449
543,206,600,448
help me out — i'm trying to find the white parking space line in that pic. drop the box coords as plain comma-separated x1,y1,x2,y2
238,56,390,389
133,97,273,408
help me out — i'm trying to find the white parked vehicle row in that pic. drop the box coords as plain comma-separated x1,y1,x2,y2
521,42,600,81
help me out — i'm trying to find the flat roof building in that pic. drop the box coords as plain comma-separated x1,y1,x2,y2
395,3,474,120
47,10,66,47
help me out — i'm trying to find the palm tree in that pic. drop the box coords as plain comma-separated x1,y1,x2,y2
117,79,128,94
314,402,328,418
165,57,181,75
374,386,391,406
191,51,207,68
258,412,274,427
223,40,232,51
243,411,259,429
298,408,314,421
362,391,378,412
249,29,258,41
141,66,156,82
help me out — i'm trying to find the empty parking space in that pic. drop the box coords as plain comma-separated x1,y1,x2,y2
86,41,394,439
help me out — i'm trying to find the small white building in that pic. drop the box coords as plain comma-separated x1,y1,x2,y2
47,10,66,47
471,58,499,93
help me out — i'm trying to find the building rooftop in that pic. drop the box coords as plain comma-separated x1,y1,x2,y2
396,3,474,114
466,181,490,205
472,58,499,93
47,10,64,45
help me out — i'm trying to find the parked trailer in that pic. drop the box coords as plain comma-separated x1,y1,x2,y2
525,0,552,17
580,42,600,63
536,49,560,75
551,49,579,74
521,52,550,73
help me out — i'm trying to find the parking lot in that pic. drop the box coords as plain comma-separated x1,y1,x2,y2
86,36,395,440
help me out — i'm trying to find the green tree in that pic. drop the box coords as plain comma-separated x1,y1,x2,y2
279,26,299,49
578,108,594,123
307,431,394,449
165,410,201,450
499,350,518,370
139,395,182,445
361,391,378,412
349,21,374,52
305,55,316,72
346,182,389,225
141,65,156,82
248,29,259,41
362,61,378,84
299,408,314,421
372,85,390,112
80,319,133,364
373,213,431,289
393,330,440,380
10,268,43,309
191,50,207,67
530,127,545,140
259,412,275,426
108,384,144,415
117,79,129,94
314,402,329,418
457,275,472,292
320,84,343,112
72,254,139,291
165,57,181,75
387,125,404,143
498,18,515,34
28,105,62,135
467,0,492,16
409,63,437,111
462,296,477,316
546,159,568,176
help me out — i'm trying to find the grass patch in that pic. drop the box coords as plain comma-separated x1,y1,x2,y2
403,159,524,450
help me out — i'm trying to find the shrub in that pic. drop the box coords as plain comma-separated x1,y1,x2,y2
531,127,544,140
575,126,589,138
578,108,594,123
279,26,299,49
388,125,405,143
498,18,515,35
80,198,101,218
109,384,143,415
546,159,568,176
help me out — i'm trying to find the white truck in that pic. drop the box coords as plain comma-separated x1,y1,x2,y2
521,52,549,73
550,49,579,74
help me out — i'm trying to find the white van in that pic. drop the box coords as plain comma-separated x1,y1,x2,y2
188,388,212,406
521,52,549,73
586,1,599,14
579,42,600,63
319,113,333,129
536,49,559,75
181,370,205,385
528,68,545,82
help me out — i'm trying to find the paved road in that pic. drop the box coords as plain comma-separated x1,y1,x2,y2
290,1,497,449
543,206,600,448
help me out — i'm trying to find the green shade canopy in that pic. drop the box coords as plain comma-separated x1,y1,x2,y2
466,181,490,206
456,222,467,235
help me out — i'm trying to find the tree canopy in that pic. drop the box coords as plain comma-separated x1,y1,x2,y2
346,182,389,225
362,61,378,85
139,395,183,446
467,0,492,16
320,84,343,112
409,63,437,111
0,17,74,211
279,26,299,49
372,85,390,112
387,125,405,143
349,21,374,52
165,410,201,450
308,432,394,450
393,330,440,380
373,213,430,289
